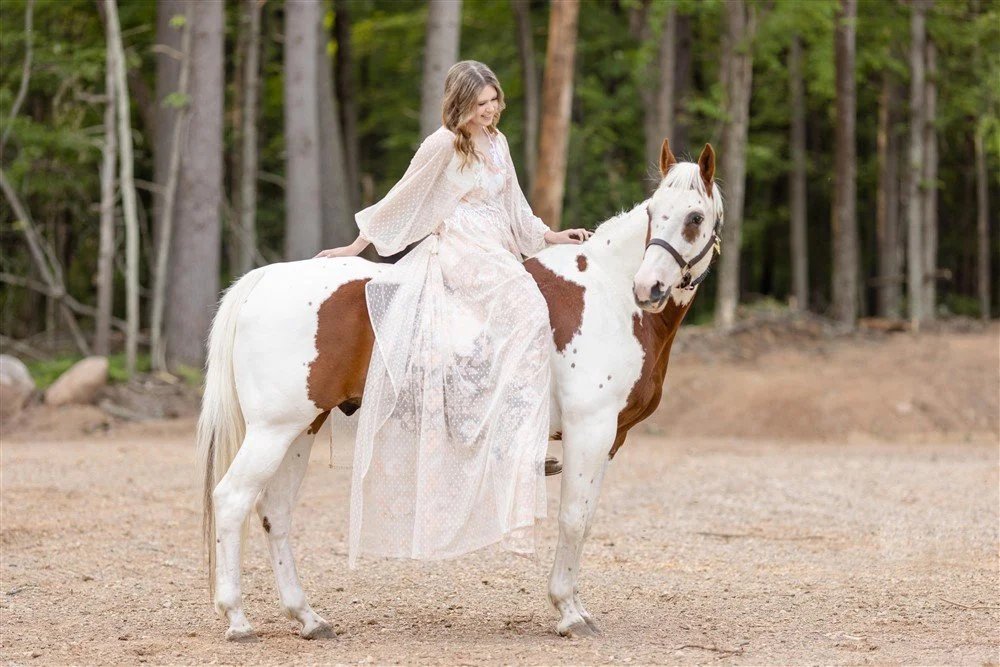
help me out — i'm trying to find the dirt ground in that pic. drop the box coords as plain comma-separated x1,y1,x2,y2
2,328,998,665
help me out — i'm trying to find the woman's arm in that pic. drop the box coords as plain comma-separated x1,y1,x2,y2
314,235,370,258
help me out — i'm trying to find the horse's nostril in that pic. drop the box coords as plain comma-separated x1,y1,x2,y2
650,281,665,301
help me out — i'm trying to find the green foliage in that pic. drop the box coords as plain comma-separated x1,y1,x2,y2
26,353,152,389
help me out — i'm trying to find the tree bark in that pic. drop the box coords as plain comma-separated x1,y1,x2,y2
283,0,323,260
153,0,182,249
832,0,858,327
150,14,191,371
906,0,927,327
788,33,808,312
95,30,117,356
876,73,902,318
512,0,539,192
239,0,262,274
650,6,676,172
317,15,356,249
334,0,360,211
419,0,462,139
228,1,247,275
922,36,938,318
975,128,991,319
165,0,223,369
105,0,140,374
531,0,580,230
713,1,755,329
673,11,693,151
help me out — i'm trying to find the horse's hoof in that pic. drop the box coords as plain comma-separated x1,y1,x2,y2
545,457,562,476
558,619,598,638
226,628,259,643
301,621,336,640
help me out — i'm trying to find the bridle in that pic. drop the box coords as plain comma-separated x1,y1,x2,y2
645,207,722,291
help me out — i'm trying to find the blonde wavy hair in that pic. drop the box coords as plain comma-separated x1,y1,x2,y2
441,61,506,169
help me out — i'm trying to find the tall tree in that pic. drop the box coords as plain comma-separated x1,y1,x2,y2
832,0,858,327
922,37,938,318
975,128,990,320
104,0,140,374
153,0,182,245
713,0,756,329
238,0,262,274
335,0,360,210
876,73,902,318
316,16,356,249
906,0,928,327
673,11,693,152
419,0,462,139
789,33,809,312
532,0,580,229
95,27,117,356
512,0,539,192
283,0,323,260
165,0,224,369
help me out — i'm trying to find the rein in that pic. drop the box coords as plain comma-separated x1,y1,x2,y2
645,210,722,291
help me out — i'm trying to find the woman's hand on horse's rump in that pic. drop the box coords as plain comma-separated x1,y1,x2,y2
315,235,370,258
545,228,593,245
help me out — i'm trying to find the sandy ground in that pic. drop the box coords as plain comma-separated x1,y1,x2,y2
1,328,998,665
2,425,997,665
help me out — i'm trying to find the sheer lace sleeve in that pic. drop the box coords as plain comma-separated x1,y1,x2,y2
356,127,473,257
497,131,550,258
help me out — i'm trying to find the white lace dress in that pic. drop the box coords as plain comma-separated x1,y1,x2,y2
349,126,552,567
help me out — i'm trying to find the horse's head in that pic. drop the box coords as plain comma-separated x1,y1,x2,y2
633,139,723,312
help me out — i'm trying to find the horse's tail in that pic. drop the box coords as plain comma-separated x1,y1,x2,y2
197,267,266,600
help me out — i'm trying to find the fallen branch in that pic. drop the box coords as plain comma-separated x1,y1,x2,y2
674,643,746,658
938,597,1000,611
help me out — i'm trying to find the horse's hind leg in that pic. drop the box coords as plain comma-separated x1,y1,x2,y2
213,421,303,641
548,414,615,638
255,428,334,639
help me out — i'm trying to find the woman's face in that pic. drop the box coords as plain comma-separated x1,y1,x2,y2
469,85,499,129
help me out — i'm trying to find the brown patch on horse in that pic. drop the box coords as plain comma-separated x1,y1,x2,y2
307,279,375,411
681,216,700,244
524,258,585,354
307,410,330,435
261,516,271,533
610,299,693,459
576,255,588,272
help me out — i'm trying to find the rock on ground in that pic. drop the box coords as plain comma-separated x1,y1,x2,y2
0,354,35,420
44,356,109,407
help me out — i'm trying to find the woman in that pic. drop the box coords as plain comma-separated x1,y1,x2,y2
317,61,590,567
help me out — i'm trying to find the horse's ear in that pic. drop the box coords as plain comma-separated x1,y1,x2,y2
698,143,715,197
659,139,678,177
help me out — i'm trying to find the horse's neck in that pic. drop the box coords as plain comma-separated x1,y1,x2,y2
588,200,649,281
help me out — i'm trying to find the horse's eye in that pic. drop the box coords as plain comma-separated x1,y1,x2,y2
687,213,704,226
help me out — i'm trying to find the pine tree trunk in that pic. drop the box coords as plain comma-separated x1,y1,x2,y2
335,0,360,211
922,37,938,319
832,0,858,327
165,0,223,369
228,2,247,275
789,33,808,312
975,128,991,319
95,37,117,356
317,16,356,249
713,1,755,329
153,0,181,250
512,0,539,192
419,0,462,139
239,0,261,274
906,0,927,327
531,0,580,230
876,73,902,318
673,12,693,151
652,5,676,162
105,0,140,374
283,0,323,260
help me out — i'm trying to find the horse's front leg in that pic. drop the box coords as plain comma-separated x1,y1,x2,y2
548,413,615,637
255,429,334,639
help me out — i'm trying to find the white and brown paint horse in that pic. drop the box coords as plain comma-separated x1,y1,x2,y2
199,139,722,641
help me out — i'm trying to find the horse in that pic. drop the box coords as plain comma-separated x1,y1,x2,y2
198,139,723,641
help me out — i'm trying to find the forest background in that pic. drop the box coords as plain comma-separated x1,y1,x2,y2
0,0,997,376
